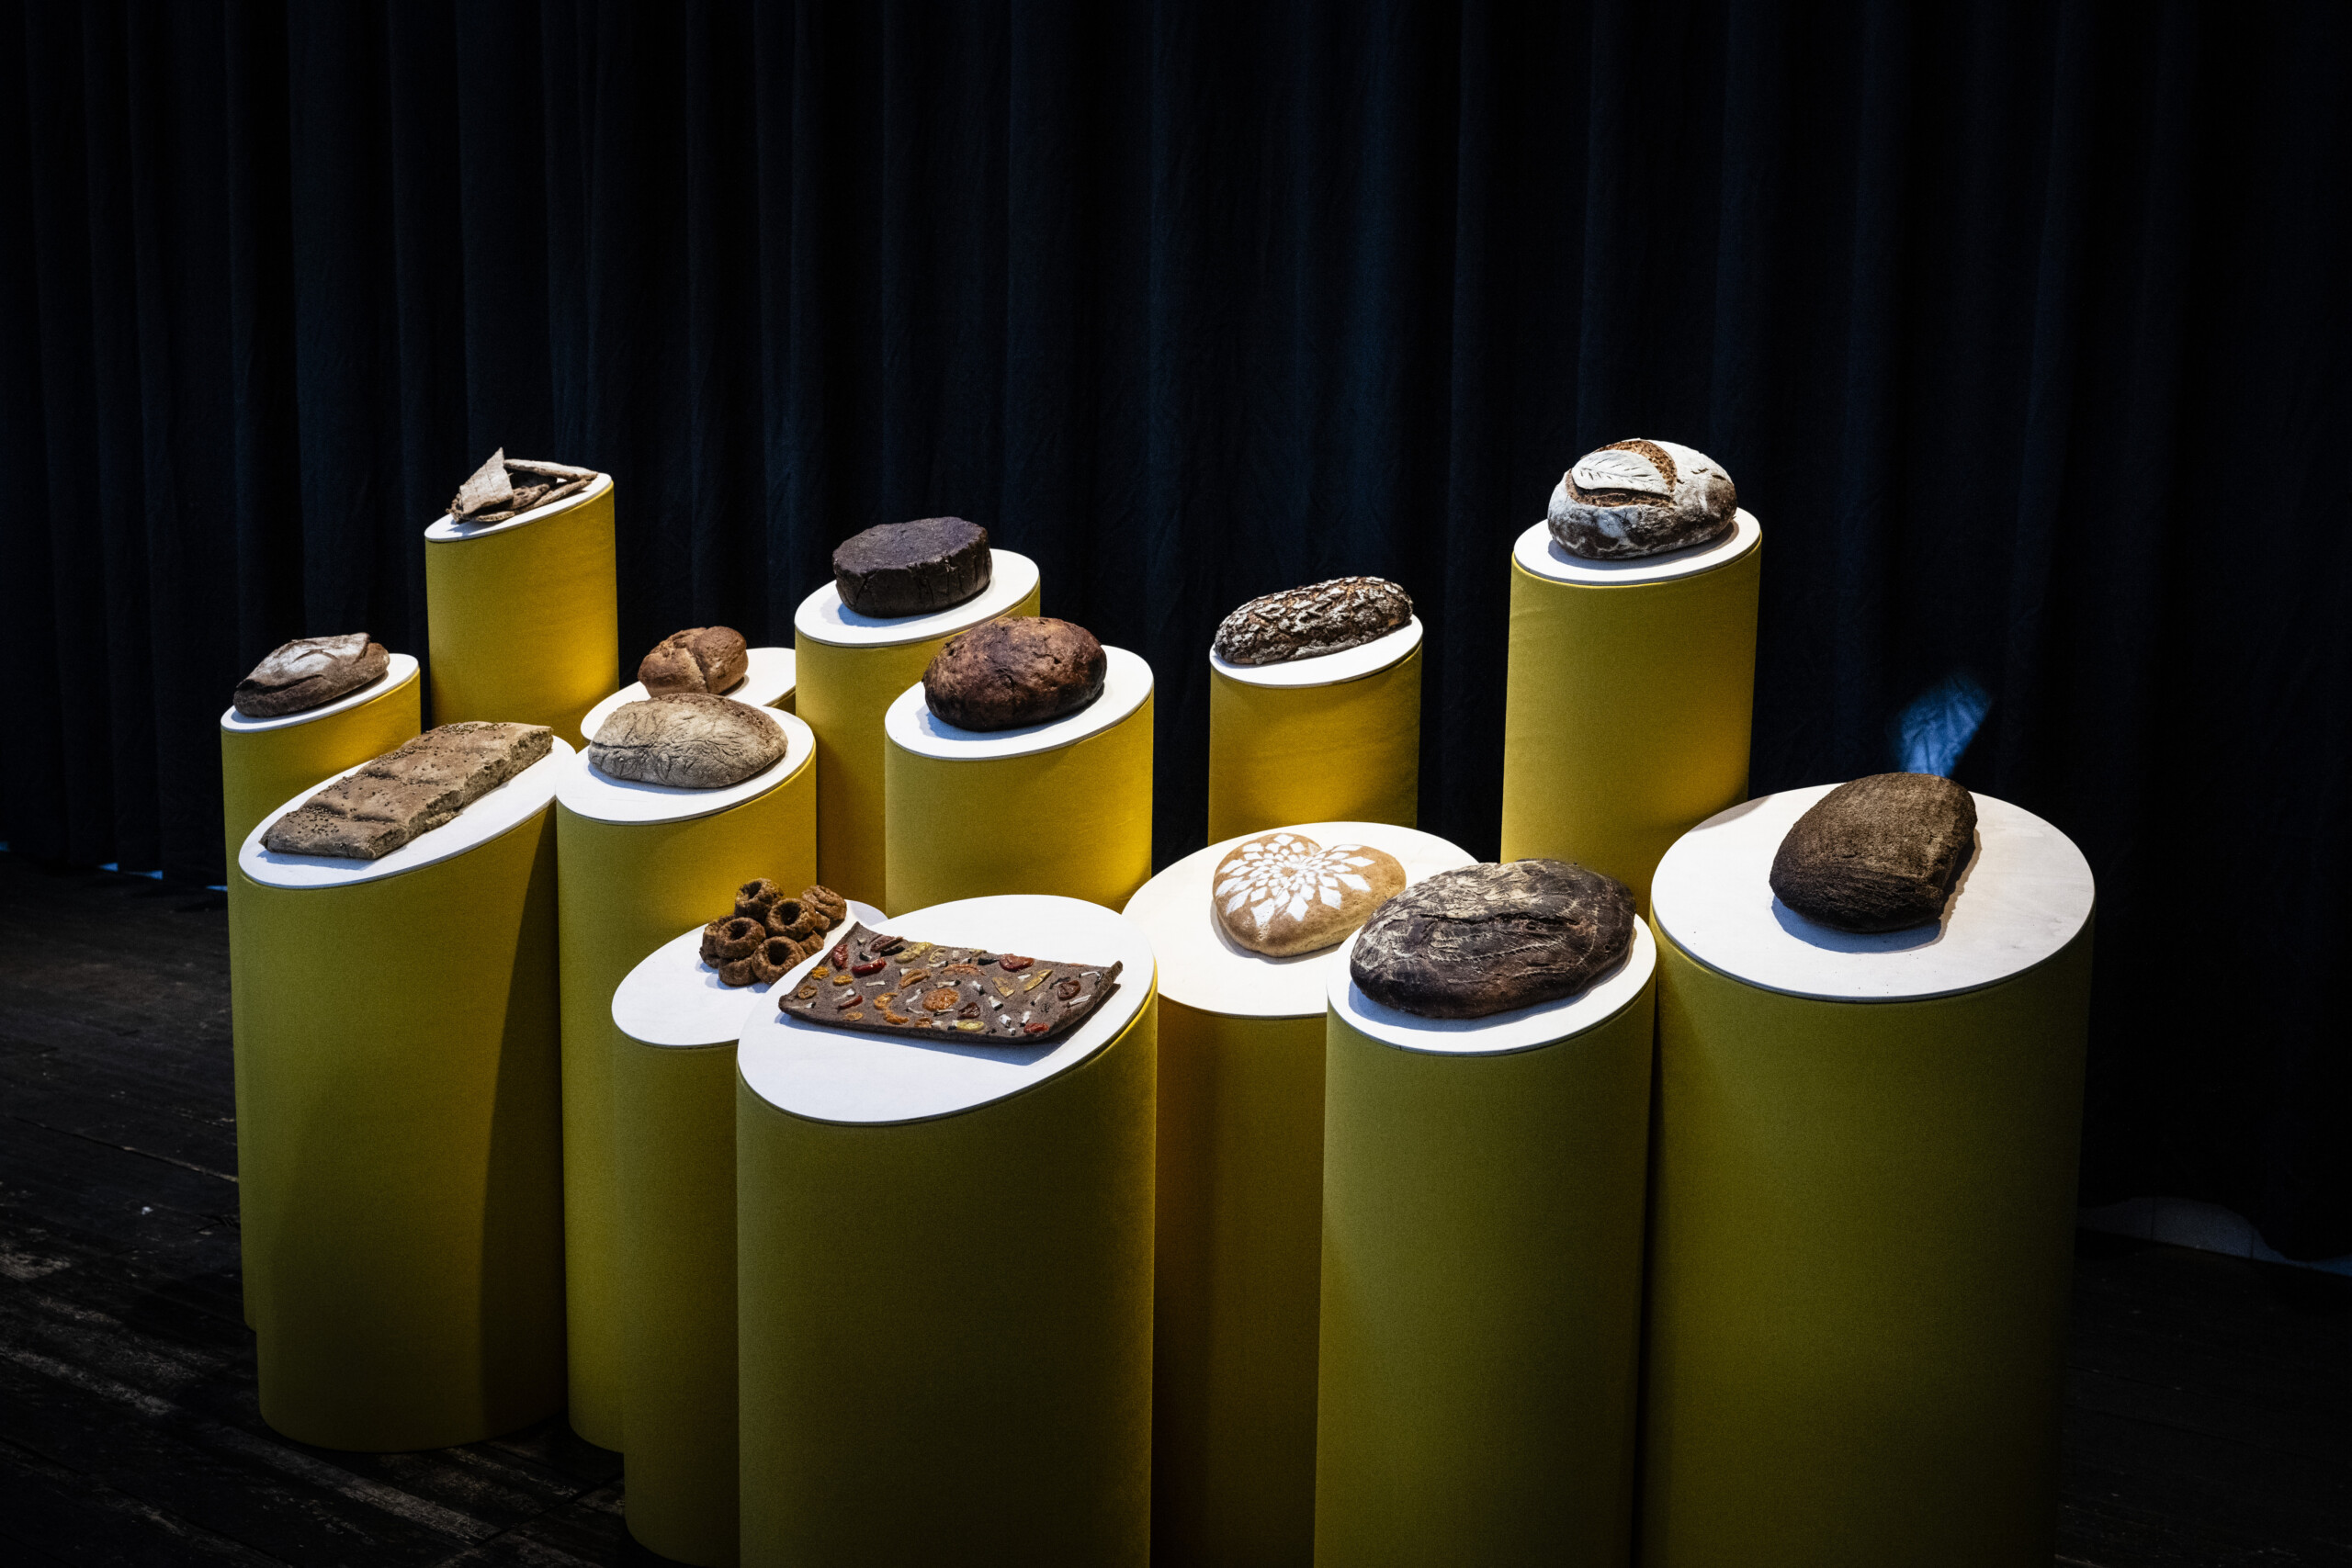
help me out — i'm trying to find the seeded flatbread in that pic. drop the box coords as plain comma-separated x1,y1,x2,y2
777,922,1123,1045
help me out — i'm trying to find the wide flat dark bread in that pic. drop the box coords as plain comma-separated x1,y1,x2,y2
922,616,1106,731
1769,773,1978,933
1213,577,1413,665
588,694,785,789
778,921,1123,1046
1350,859,1634,1020
832,517,992,617
261,721,553,861
1546,438,1737,559
232,633,390,718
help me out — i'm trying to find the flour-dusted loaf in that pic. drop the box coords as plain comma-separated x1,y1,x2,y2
831,516,993,617
1212,577,1414,666
1211,831,1408,956
1769,773,1978,933
232,633,390,718
638,626,749,696
261,721,554,860
922,616,1106,732
1349,859,1634,1019
1546,439,1737,560
587,694,786,789
447,448,599,524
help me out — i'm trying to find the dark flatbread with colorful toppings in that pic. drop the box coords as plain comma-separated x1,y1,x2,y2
778,922,1123,1045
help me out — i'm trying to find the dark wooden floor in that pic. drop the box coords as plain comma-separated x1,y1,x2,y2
2,856,2346,1566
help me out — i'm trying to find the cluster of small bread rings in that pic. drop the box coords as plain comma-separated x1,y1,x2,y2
703,878,851,987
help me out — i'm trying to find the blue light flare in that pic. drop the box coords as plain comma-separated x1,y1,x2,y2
1894,671,1990,777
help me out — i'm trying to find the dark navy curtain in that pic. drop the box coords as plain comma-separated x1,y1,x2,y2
5,1,2347,1255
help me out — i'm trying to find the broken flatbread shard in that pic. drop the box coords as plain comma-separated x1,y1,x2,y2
1212,578,1414,665
232,633,390,718
1211,831,1408,956
1769,773,1978,933
922,616,1106,731
261,721,554,860
1545,438,1738,559
1350,859,1634,1020
777,921,1123,1045
831,517,992,617
639,626,749,696
447,449,600,524
587,694,786,789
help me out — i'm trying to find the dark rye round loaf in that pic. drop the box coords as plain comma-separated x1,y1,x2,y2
1769,773,1978,932
922,616,1106,732
1547,438,1737,559
831,517,992,617
1350,859,1634,1020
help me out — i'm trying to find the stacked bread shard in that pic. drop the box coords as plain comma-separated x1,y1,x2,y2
588,694,785,788
262,722,554,860
1212,577,1413,665
638,626,749,696
232,633,390,718
1547,439,1737,559
447,448,599,524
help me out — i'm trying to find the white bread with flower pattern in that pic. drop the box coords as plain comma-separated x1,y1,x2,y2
1210,830,1408,956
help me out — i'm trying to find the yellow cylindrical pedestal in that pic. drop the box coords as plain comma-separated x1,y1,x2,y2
1640,787,2097,1568
1124,822,1475,1567
424,476,617,746
552,713,818,1451
1205,624,1423,842
793,551,1040,909
1315,922,1658,1567
221,656,423,1327
882,646,1154,914
736,896,1157,1567
232,746,571,1451
1499,513,1761,911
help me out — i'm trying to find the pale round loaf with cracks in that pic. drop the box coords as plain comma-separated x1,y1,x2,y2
1546,438,1737,559
1210,831,1408,957
587,694,785,789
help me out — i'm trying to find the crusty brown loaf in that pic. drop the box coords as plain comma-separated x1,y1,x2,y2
922,616,1107,732
1546,438,1737,559
638,626,749,696
1212,578,1412,666
232,634,390,719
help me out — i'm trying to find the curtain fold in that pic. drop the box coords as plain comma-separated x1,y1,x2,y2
6,0,2347,1252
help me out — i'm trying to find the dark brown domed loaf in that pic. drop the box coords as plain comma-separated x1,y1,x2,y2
1349,859,1634,1020
922,616,1107,732
587,694,785,788
639,626,749,696
831,517,992,617
1769,773,1978,933
1546,439,1737,559
1212,577,1413,665
232,633,390,718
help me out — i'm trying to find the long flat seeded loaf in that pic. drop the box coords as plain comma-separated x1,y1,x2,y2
776,921,1122,1045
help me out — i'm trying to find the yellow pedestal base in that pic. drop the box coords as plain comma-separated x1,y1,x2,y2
1640,929,2095,1568
1153,1001,1325,1567
1205,644,1420,842
1499,530,1759,910
553,750,816,1450
1316,982,1655,1566
233,816,565,1451
796,578,1040,909
736,994,1157,1566
884,692,1153,915
615,1035,741,1566
222,662,423,1328
425,480,617,746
